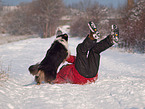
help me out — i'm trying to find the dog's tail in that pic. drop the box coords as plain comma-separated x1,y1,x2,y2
28,63,39,75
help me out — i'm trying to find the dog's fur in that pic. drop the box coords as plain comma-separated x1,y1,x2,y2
29,34,69,85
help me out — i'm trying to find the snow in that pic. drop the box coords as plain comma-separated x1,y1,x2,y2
0,25,145,109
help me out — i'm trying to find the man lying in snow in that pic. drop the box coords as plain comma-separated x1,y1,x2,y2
29,21,119,85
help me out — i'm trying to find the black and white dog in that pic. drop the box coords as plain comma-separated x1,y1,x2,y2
28,34,69,85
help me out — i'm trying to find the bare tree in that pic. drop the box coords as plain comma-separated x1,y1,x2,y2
0,0,2,10
29,0,65,38
2,0,65,37
118,0,145,53
70,2,108,37
0,0,4,33
2,3,34,35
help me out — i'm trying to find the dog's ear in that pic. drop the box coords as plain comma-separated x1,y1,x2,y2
28,63,39,76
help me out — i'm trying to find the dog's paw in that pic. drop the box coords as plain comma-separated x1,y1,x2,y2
37,82,40,85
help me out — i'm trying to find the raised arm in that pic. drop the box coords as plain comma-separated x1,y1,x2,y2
66,55,76,64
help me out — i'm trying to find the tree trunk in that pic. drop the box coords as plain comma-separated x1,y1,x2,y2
43,22,48,38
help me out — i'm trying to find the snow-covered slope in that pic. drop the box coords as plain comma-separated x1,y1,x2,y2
0,27,145,109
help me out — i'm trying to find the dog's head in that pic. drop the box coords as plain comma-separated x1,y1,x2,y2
56,33,68,42
55,34,68,50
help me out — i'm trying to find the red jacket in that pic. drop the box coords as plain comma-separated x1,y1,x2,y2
53,55,98,85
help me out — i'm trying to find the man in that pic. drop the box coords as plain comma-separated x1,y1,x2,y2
52,22,119,84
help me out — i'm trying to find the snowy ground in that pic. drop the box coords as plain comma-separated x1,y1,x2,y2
0,34,38,45
0,26,145,109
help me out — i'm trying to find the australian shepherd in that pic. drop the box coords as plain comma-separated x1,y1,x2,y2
28,34,69,85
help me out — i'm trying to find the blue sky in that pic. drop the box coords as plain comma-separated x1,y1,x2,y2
2,0,32,5
63,0,127,8
2,0,127,8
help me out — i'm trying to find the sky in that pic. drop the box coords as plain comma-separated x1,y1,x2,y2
2,0,127,8
2,0,32,5
63,0,127,8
